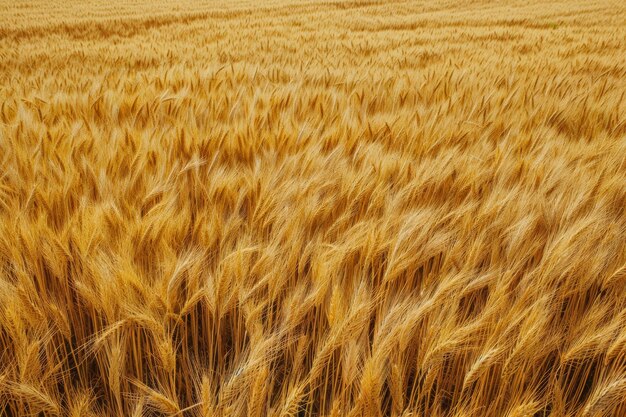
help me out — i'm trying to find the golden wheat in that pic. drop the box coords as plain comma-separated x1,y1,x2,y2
0,0,625,416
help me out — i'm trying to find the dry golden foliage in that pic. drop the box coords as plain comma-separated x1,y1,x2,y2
0,0,625,416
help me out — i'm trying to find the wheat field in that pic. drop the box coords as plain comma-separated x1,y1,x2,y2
1,0,625,416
